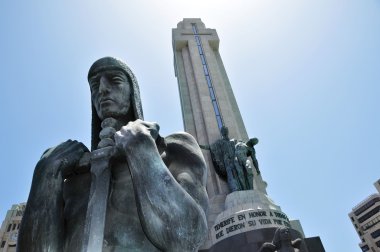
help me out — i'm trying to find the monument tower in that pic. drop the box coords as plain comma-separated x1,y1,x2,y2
172,19,324,252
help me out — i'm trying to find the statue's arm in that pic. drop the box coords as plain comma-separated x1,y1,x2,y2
292,238,303,248
17,140,88,252
115,120,208,252
199,144,210,150
17,150,64,252
258,242,276,252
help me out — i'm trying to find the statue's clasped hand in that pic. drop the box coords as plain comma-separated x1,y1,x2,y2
115,119,161,152
39,140,90,179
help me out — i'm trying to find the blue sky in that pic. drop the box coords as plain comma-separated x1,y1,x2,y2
1,1,379,251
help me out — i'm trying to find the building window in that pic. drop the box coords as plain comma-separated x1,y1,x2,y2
363,216,380,231
370,229,380,239
376,240,380,248
355,197,380,216
360,245,369,251
12,224,16,230
359,206,380,223
7,224,11,232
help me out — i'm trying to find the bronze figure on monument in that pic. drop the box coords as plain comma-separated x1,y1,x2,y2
18,57,209,252
259,227,303,252
200,126,259,192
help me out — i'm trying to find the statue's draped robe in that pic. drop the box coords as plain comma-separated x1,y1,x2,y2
18,133,208,252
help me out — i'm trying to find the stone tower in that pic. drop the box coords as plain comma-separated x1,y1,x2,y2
172,18,248,200
172,19,324,252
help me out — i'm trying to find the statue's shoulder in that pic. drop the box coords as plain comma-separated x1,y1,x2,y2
164,132,199,150
40,139,84,159
164,132,207,185
38,139,90,178
163,132,205,166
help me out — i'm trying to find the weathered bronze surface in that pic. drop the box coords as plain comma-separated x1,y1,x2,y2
259,227,303,252
200,126,259,192
18,57,209,252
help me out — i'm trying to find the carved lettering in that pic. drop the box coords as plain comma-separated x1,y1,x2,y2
248,211,267,218
226,223,245,234
258,219,272,225
214,217,235,231
216,230,224,239
248,220,256,227
274,212,289,221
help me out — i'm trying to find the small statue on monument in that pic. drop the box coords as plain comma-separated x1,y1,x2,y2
234,141,254,190
246,137,260,175
18,57,209,252
200,126,259,192
259,227,303,252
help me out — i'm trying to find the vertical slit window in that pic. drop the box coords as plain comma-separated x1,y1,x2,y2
209,88,216,100
195,36,201,46
191,24,198,34
203,65,209,75
206,75,212,88
192,23,223,129
197,45,203,55
216,116,223,129
212,101,220,116
200,54,206,65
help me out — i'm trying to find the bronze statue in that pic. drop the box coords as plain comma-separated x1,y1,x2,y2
259,227,303,252
234,141,253,190
247,137,260,175
18,57,209,252
200,126,259,192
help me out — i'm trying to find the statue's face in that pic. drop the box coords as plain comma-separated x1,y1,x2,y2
279,228,291,241
221,126,229,139
89,70,131,120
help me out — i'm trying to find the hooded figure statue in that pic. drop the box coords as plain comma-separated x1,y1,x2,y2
88,57,144,150
18,57,209,252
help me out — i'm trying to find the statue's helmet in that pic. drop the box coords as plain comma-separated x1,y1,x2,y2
88,57,144,150
220,126,229,138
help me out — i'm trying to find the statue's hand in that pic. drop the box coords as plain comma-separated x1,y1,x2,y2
40,140,89,178
115,119,160,151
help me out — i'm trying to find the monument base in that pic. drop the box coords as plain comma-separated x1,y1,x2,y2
200,190,311,251
199,227,307,252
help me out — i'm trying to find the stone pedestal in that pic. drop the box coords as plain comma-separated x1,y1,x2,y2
200,189,309,252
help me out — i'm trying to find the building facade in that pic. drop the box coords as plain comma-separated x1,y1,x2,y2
349,179,380,252
172,18,324,252
0,203,25,252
